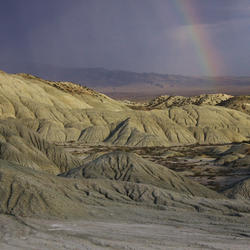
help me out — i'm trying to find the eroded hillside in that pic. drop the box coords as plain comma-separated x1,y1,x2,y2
0,69,250,224
1,71,250,147
146,94,233,109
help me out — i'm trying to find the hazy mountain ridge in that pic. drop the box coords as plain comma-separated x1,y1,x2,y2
1,64,250,99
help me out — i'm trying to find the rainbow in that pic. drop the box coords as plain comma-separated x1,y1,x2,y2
173,0,224,77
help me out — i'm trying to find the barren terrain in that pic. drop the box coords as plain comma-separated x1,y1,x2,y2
1,207,250,250
0,70,250,249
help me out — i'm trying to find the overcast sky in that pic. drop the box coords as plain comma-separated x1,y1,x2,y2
0,0,250,76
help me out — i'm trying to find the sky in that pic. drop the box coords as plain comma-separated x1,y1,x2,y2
0,0,250,76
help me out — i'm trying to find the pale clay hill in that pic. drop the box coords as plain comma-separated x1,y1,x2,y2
218,95,250,115
0,71,250,147
216,143,250,167
225,177,250,199
60,151,221,198
0,69,250,221
146,93,233,109
217,143,250,199
2,159,250,219
146,93,250,116
0,119,81,174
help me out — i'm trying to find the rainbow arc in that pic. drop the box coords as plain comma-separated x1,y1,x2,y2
174,0,224,77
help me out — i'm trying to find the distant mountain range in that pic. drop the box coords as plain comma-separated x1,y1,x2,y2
1,62,250,100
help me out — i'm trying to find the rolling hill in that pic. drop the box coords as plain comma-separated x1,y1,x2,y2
1,71,250,148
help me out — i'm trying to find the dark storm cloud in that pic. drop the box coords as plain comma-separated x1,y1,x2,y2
0,0,250,76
